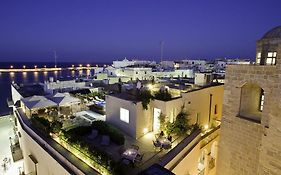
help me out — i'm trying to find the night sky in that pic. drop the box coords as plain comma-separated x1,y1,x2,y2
0,0,280,62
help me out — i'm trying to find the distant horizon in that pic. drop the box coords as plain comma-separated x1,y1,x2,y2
1,1,280,62
0,56,254,63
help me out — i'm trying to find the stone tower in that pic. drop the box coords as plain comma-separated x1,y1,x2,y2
217,26,281,175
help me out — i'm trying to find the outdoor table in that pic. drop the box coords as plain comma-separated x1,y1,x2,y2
156,137,171,148
122,148,140,162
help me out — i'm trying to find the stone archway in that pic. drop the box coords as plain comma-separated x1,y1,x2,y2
239,82,263,122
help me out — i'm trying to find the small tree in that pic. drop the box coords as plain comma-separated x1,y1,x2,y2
165,106,190,136
138,89,154,110
154,89,172,101
173,108,190,135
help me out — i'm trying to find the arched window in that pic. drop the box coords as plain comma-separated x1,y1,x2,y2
239,83,263,122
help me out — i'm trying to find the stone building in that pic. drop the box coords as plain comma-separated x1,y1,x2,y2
217,26,281,175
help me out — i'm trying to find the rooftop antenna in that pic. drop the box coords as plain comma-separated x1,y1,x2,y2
54,50,57,68
160,40,164,63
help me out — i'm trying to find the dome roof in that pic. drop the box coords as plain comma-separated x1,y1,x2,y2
262,26,281,39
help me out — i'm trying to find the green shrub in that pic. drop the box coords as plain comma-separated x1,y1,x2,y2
67,126,92,136
60,129,115,173
50,121,63,134
164,106,190,136
92,121,125,145
138,89,154,110
31,116,51,135
154,89,172,101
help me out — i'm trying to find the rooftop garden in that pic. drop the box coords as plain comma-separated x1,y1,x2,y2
30,115,126,175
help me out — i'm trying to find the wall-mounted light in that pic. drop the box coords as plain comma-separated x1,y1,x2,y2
204,125,209,130
143,128,148,134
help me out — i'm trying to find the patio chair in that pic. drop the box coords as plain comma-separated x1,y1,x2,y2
135,153,144,162
131,144,139,150
163,143,172,150
100,135,110,146
153,140,161,148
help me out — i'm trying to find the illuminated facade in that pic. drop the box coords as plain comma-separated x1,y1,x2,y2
217,26,281,175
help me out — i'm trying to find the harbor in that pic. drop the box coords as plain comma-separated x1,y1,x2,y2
0,65,101,73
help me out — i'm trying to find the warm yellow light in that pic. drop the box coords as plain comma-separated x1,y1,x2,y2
87,64,90,67
72,64,74,67
204,125,209,130
10,65,13,69
147,84,153,90
44,65,47,68
143,128,148,134
79,64,82,67
23,65,26,69
34,65,37,69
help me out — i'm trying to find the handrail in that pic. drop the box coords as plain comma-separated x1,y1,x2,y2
159,126,220,171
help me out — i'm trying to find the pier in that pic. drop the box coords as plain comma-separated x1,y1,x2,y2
0,66,97,73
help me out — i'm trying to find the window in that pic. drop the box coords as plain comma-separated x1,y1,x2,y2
256,52,261,64
214,105,217,115
239,83,263,123
259,89,264,111
266,52,277,65
120,108,129,123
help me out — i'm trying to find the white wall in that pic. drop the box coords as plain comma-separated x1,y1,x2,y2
106,95,138,138
11,84,23,104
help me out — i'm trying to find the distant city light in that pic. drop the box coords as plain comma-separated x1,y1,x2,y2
23,65,26,69
34,65,37,69
87,64,90,67
10,65,13,69
72,64,74,67
79,64,82,67
44,65,47,68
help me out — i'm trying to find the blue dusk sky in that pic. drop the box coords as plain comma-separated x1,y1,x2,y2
0,0,280,62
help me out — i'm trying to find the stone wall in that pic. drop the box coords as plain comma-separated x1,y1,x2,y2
217,58,281,174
